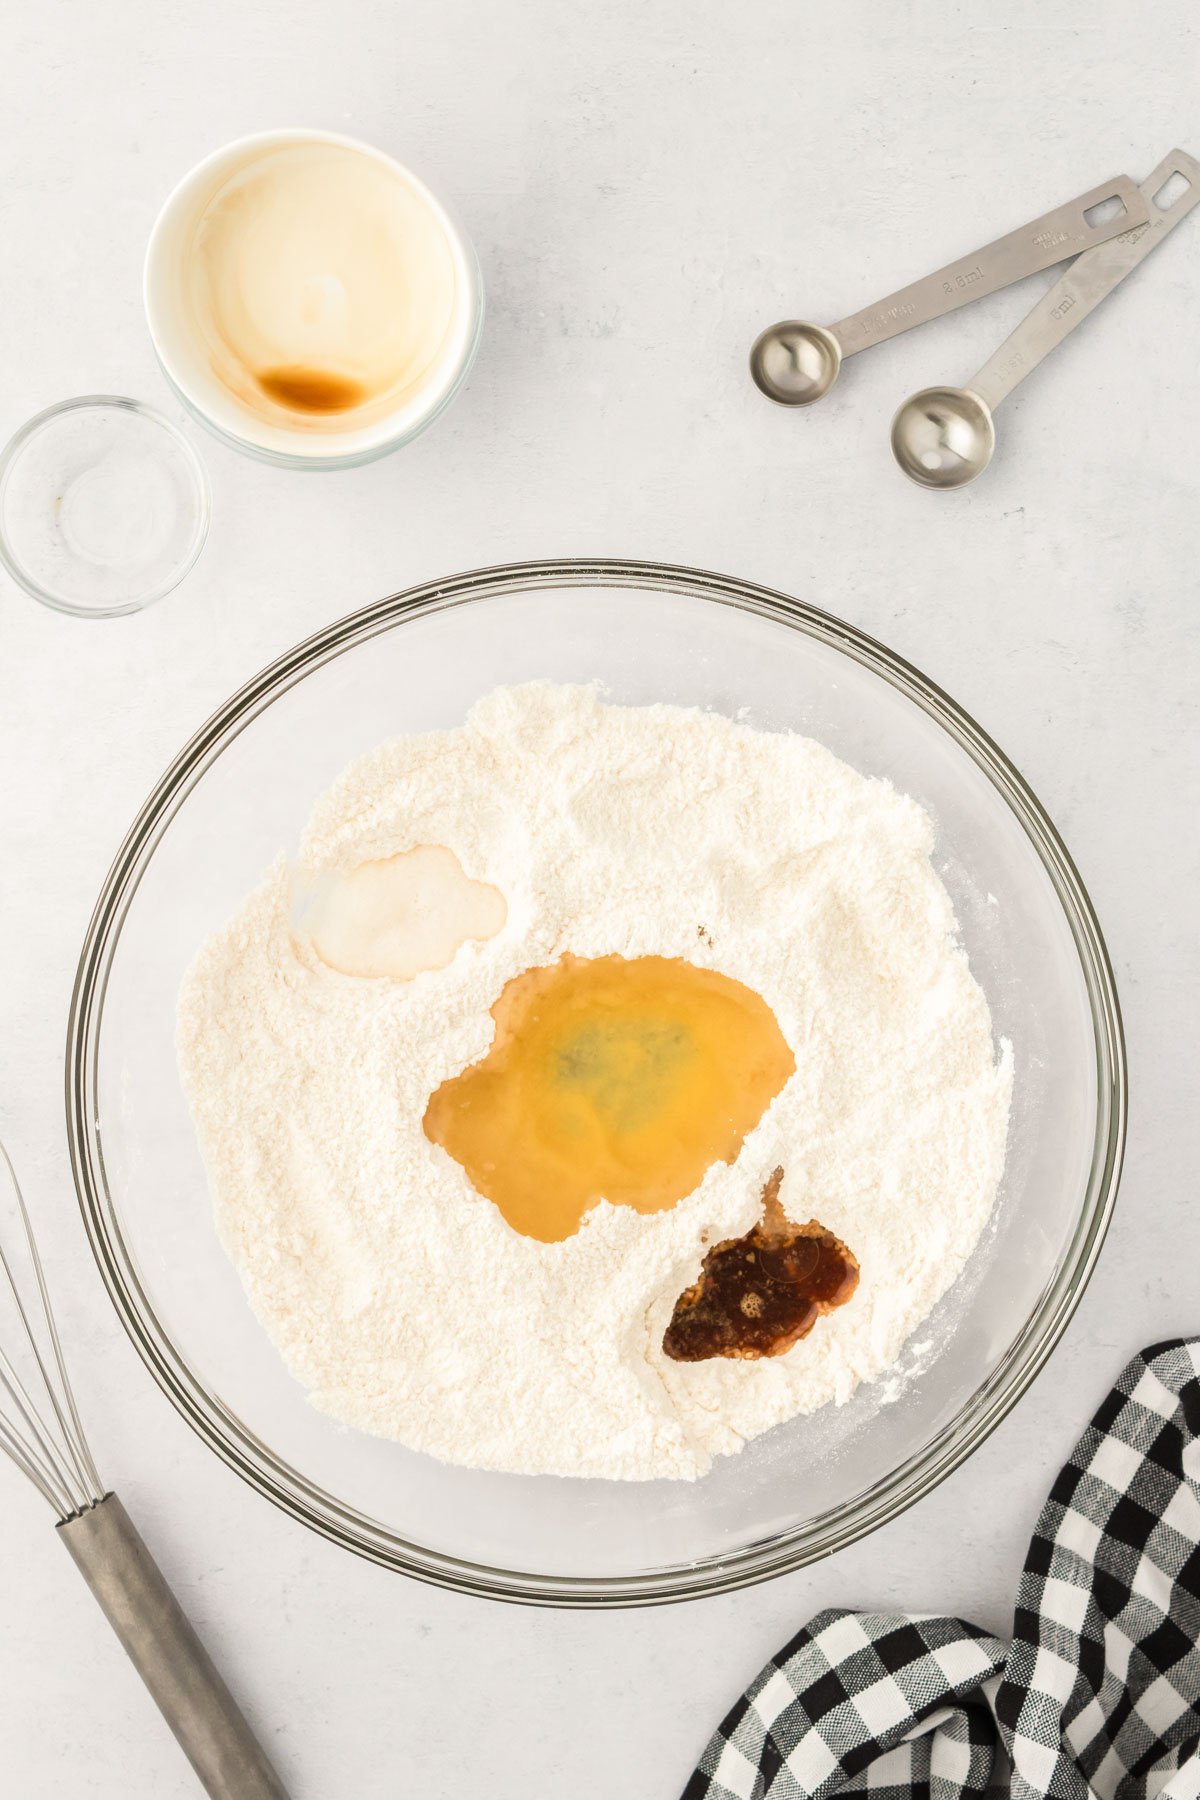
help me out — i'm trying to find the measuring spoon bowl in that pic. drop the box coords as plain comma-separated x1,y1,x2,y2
890,387,995,489
750,175,1148,410
749,321,843,405
891,152,1200,490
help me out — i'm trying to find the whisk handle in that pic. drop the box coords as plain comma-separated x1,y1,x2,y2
58,1493,291,1799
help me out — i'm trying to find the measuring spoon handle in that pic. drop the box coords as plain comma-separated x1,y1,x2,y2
832,175,1148,356
970,151,1200,412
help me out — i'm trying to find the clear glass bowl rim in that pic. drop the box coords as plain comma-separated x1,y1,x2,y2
65,557,1127,1606
0,395,211,617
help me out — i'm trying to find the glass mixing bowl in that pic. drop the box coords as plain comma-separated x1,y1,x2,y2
67,560,1126,1605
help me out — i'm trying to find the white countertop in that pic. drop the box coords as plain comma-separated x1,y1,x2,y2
2,3,1198,1794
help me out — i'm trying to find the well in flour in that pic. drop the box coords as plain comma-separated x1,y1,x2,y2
422,950,795,1244
176,681,1012,1482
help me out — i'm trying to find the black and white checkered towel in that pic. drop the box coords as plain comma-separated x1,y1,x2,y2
684,1339,1200,1800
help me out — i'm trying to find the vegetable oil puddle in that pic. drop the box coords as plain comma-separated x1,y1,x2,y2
423,952,795,1242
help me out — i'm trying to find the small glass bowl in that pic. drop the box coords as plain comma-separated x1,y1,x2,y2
0,397,210,618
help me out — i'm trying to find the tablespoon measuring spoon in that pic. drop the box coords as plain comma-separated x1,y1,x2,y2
750,175,1148,406
891,148,1200,489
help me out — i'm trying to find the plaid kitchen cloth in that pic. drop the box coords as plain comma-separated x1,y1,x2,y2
684,1339,1200,1800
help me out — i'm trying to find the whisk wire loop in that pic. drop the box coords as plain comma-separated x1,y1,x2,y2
0,1137,104,1518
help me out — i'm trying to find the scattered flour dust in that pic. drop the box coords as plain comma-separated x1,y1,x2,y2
177,683,1012,1482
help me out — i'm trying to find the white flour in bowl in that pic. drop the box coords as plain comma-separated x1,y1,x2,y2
177,682,1012,1481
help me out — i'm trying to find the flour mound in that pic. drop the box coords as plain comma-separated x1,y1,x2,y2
177,683,1012,1481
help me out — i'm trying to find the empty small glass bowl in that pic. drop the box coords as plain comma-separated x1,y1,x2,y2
0,396,210,617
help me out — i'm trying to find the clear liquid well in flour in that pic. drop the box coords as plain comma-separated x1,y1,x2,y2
298,846,506,980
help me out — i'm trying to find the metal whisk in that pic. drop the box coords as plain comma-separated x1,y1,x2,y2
1,1136,291,1799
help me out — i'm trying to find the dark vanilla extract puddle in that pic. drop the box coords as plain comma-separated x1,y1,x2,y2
255,366,369,413
423,953,795,1243
662,1168,859,1361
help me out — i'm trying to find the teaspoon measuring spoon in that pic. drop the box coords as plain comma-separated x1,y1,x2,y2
750,175,1148,406
891,148,1200,488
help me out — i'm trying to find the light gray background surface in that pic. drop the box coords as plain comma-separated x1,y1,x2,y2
1,3,1198,1794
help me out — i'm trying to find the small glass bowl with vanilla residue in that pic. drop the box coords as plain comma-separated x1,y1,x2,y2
144,130,484,470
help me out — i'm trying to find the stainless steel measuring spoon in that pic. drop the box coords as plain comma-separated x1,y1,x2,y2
891,149,1200,488
750,175,1148,406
